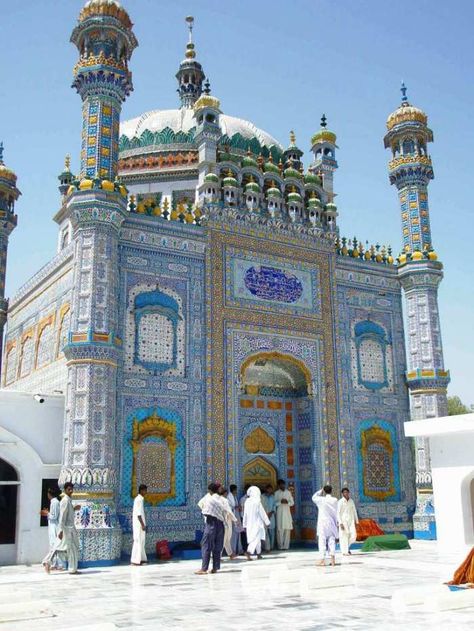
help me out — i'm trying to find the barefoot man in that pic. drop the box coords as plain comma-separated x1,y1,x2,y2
312,485,338,566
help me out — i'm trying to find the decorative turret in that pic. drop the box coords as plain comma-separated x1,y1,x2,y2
176,16,205,108
58,154,73,198
286,185,303,223
384,82,434,258
194,78,222,188
71,0,138,183
384,83,449,540
58,0,139,565
222,169,240,206
283,130,303,171
244,176,261,211
0,143,20,374
310,114,338,200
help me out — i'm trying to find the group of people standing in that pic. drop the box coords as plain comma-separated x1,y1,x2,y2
195,479,295,574
41,479,359,576
196,481,359,574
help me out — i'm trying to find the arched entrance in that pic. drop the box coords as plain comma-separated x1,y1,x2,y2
238,351,317,539
0,458,19,551
243,456,277,489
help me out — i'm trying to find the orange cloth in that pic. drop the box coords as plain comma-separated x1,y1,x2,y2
447,547,474,585
356,518,385,541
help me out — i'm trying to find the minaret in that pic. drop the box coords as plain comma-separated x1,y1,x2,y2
176,16,205,108
384,84,450,539
310,114,338,201
59,0,137,564
0,143,20,374
194,78,222,189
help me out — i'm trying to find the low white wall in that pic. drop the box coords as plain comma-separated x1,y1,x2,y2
430,432,474,552
405,414,474,553
0,390,63,565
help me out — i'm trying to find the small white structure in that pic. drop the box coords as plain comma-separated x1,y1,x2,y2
404,414,474,553
0,390,63,565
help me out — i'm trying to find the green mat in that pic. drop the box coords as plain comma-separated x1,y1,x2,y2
361,534,411,552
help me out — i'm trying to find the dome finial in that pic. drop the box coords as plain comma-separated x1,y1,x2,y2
185,16,196,58
0,141,3,164
203,77,211,95
289,130,296,145
401,81,408,103
65,154,71,172
320,114,327,128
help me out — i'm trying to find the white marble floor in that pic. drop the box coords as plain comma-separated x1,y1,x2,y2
0,541,473,630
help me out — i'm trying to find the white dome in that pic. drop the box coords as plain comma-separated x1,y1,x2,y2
120,108,282,150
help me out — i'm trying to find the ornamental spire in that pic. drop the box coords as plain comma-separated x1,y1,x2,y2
176,16,205,108
0,141,3,164
401,81,408,103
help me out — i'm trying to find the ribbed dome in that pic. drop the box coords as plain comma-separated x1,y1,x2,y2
79,0,132,28
120,108,282,152
386,102,427,131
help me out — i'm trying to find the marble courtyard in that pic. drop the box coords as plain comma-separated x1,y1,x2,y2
1,542,473,630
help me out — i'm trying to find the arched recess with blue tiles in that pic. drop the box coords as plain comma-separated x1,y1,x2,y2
120,405,185,508
352,319,393,391
357,419,401,503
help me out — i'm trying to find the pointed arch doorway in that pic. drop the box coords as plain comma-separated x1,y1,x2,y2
238,350,317,539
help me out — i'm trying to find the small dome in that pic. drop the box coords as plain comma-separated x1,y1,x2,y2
311,129,337,145
411,250,424,261
222,173,238,188
79,0,132,28
194,94,221,113
283,166,302,180
287,190,302,204
427,250,438,261
204,173,219,184
386,102,427,131
266,185,282,199
325,202,337,211
242,153,259,169
245,181,260,194
263,160,280,175
307,196,321,209
304,173,321,186
0,163,17,184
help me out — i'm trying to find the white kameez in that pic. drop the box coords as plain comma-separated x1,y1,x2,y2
42,496,67,569
219,496,237,556
58,495,79,573
274,489,294,549
312,489,338,559
131,494,147,565
337,497,359,554
242,486,270,555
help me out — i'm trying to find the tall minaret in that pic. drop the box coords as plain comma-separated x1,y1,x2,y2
0,143,20,374
384,84,450,539
176,16,205,108
59,0,137,564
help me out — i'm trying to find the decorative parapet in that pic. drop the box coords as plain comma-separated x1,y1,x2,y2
388,154,432,170
405,367,450,392
336,237,395,265
203,202,335,243
128,194,203,225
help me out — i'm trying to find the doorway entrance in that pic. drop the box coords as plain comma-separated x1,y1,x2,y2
238,351,316,538
0,458,19,563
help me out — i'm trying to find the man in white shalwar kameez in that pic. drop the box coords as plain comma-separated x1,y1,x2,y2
218,487,237,559
337,487,359,555
57,482,80,574
274,479,294,550
312,485,338,566
242,486,270,559
131,484,148,565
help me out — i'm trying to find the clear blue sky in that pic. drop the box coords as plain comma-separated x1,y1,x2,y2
2,1,473,403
